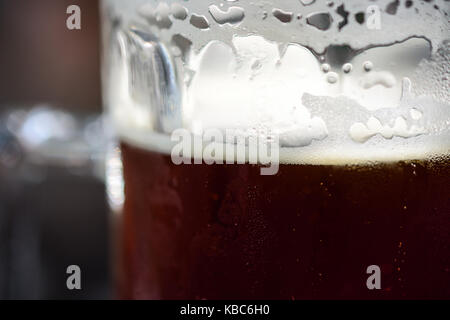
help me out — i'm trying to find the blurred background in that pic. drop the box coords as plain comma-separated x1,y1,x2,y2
0,0,111,299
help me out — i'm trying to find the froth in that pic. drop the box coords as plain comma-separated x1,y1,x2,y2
103,0,450,165
114,124,450,166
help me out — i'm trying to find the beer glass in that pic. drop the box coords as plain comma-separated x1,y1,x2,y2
101,0,450,299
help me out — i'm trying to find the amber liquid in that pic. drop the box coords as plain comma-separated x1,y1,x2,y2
117,142,450,299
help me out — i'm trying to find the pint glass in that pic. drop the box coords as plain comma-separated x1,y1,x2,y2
101,0,450,299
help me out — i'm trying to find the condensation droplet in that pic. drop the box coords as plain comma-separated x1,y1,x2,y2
171,3,188,20
327,72,339,84
272,8,293,23
321,64,331,73
306,12,333,31
190,14,210,29
363,61,373,72
386,0,401,15
300,0,316,6
209,5,245,25
342,63,353,73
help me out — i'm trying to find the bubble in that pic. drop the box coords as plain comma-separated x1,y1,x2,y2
171,3,188,20
321,64,331,73
342,63,353,73
326,72,339,84
363,61,373,72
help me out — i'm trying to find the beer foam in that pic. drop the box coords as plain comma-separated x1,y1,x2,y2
184,36,330,147
102,0,450,165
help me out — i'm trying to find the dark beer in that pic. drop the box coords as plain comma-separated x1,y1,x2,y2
101,0,450,300
117,142,449,299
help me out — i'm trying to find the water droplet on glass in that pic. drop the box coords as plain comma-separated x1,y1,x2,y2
363,61,373,72
342,63,353,73
190,14,210,29
300,0,316,6
306,12,333,30
321,64,331,73
209,5,245,25
272,8,293,23
327,72,339,84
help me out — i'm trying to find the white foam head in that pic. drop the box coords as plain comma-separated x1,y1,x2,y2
102,0,450,164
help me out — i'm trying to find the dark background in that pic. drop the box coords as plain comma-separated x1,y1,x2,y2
0,0,110,299
0,0,101,111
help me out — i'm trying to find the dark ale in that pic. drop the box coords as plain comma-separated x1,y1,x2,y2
117,142,450,299
101,0,450,300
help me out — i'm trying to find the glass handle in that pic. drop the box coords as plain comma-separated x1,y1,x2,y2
111,25,182,134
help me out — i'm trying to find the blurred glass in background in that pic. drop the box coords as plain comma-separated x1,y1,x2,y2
0,0,110,299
